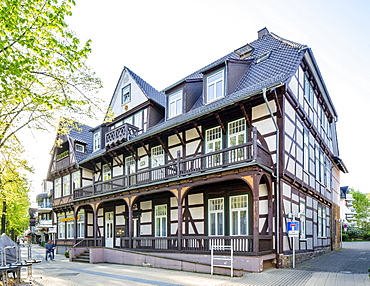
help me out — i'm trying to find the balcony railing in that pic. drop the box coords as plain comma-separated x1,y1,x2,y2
74,128,273,200
114,235,272,255
105,123,140,149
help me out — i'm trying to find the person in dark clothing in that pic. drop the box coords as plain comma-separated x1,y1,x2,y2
45,240,54,260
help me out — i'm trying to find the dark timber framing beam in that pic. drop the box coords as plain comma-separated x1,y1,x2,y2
175,129,185,146
193,123,204,141
215,113,226,134
239,103,252,128
157,136,174,161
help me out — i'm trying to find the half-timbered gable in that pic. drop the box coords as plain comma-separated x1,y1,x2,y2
48,28,347,272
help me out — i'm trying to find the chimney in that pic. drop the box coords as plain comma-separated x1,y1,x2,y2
258,27,269,39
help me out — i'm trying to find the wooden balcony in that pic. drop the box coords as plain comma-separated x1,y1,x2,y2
74,128,273,200
105,123,140,149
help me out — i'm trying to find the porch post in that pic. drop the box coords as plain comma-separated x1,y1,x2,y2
177,195,183,251
93,205,99,246
253,175,260,254
73,206,78,245
128,204,133,249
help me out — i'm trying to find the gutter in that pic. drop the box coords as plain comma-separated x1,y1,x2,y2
262,86,282,267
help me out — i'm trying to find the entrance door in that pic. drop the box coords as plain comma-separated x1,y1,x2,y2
105,211,114,248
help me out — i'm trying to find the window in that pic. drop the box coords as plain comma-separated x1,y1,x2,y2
122,84,131,104
304,75,315,106
125,110,143,130
208,198,224,236
299,201,306,239
77,211,85,238
155,205,167,237
54,178,61,198
75,143,84,152
228,118,247,162
318,204,326,237
256,51,271,63
66,219,74,239
151,146,165,167
93,132,101,152
206,69,224,103
72,171,80,190
102,165,111,181
230,195,248,235
58,217,65,239
168,90,183,118
125,156,136,185
205,126,222,167
63,174,70,196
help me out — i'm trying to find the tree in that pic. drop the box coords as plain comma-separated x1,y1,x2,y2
0,140,32,239
0,0,103,151
350,189,370,231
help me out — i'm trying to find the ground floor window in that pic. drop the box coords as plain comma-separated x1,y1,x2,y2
300,201,306,239
230,195,248,235
208,198,224,236
77,211,85,238
318,204,326,237
155,204,167,237
58,217,65,239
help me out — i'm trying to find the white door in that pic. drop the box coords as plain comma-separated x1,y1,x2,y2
105,212,114,248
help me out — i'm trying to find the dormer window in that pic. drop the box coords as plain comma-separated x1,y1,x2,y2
75,143,85,152
206,69,224,104
168,90,183,118
93,132,101,152
122,84,131,104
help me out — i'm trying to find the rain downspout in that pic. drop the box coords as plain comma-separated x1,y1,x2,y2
262,87,281,267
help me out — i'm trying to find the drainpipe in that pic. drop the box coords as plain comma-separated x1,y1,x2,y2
262,87,281,267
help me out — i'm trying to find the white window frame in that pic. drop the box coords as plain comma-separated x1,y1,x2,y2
122,84,131,104
155,204,167,237
77,211,85,238
228,118,247,162
133,110,143,130
54,178,61,198
205,126,222,167
72,171,80,190
63,174,70,196
151,145,165,168
75,143,84,152
318,204,326,238
168,90,183,118
125,156,136,185
206,69,225,103
93,132,101,152
230,195,248,236
58,217,65,239
103,164,111,181
66,220,74,239
303,129,309,172
208,198,224,236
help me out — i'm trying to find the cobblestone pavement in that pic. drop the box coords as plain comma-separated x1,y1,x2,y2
16,241,369,286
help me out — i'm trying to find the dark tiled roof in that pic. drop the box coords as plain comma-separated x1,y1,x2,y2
68,123,93,163
126,67,166,107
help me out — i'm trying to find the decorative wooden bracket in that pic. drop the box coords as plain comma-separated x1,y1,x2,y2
215,113,226,134
140,142,151,157
175,129,185,146
193,123,204,141
239,103,251,128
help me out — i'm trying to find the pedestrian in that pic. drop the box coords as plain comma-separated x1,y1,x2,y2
50,240,55,259
45,240,54,260
38,237,41,245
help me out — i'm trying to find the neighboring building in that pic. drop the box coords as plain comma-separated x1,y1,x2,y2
35,180,55,243
47,28,347,271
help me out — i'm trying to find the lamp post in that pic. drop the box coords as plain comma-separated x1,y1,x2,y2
339,218,344,249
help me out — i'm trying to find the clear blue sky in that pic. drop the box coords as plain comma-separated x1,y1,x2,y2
24,0,370,202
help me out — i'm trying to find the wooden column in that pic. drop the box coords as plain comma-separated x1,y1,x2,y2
177,195,183,251
253,175,260,254
128,204,133,249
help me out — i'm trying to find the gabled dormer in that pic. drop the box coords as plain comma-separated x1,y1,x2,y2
47,122,93,178
105,67,165,149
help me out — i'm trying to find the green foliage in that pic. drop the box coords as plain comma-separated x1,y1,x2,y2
341,233,350,241
56,150,69,160
350,189,370,231
64,250,69,258
0,143,31,238
345,226,366,240
0,0,103,151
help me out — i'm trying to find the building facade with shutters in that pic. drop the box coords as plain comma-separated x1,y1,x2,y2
47,28,347,271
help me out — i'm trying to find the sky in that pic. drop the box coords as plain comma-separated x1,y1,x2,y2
23,0,370,204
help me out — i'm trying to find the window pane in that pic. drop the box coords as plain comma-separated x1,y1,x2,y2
216,81,223,99
217,212,223,235
208,84,215,101
231,211,238,235
240,211,247,235
210,213,216,235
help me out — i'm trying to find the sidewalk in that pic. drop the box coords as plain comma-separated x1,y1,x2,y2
19,242,369,286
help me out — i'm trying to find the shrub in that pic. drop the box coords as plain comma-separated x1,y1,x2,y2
363,232,370,241
64,250,69,258
346,226,365,240
341,233,350,241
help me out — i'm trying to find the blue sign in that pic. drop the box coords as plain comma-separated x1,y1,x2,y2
287,221,299,232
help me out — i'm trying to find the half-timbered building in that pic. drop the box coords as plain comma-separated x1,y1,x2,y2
47,28,347,272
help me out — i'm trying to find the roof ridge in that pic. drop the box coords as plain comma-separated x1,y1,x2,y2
270,32,306,49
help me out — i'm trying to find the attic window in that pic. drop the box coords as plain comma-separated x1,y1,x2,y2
234,44,253,59
256,51,271,63
75,143,85,152
122,84,131,104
